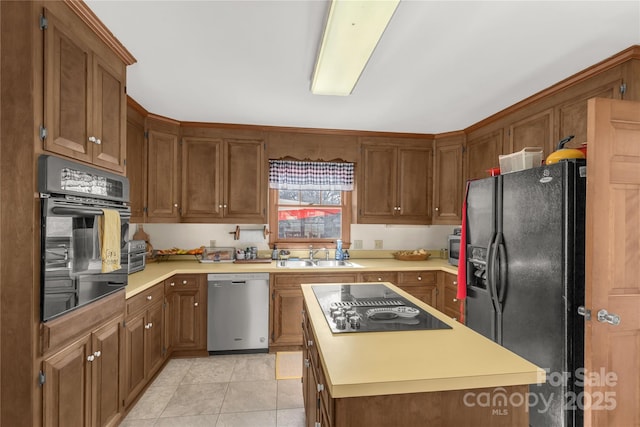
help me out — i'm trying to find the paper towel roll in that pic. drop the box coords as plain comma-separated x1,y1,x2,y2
238,228,266,243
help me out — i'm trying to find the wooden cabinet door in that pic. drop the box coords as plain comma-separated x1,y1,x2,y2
401,284,438,308
181,137,223,220
91,54,126,173
43,334,92,427
358,144,397,221
271,287,304,347
433,135,463,224
465,129,503,181
126,105,147,222
122,311,145,407
397,146,432,223
506,109,553,159
224,139,266,221
147,129,180,221
584,98,640,426
145,300,165,379
43,7,92,164
169,290,202,351
91,316,122,427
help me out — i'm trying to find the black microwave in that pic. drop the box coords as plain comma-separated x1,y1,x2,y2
448,233,461,266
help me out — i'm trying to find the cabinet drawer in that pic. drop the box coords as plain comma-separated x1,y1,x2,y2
444,285,461,312
443,272,458,288
165,274,201,292
126,284,164,317
358,271,398,283
397,271,436,286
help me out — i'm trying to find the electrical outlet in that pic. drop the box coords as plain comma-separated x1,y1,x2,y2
353,240,363,249
374,240,383,249
209,240,216,247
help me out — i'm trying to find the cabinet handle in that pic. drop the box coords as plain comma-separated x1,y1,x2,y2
146,295,152,300
317,383,324,392
194,302,199,307
94,351,101,358
87,355,95,362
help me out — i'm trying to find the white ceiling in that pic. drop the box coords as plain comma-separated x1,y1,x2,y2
86,0,640,134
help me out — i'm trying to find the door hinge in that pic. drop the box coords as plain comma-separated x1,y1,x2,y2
39,15,48,30
144,130,149,139
271,291,275,300
577,306,591,321
123,158,127,167
39,125,48,141
122,319,126,328
38,371,46,386
620,82,627,96
143,207,148,213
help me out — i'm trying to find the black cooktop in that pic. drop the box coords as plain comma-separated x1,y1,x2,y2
312,283,452,334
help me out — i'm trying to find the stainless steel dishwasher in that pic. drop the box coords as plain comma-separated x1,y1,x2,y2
207,273,269,353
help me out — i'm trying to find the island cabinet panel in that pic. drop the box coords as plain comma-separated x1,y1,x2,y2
122,282,167,408
42,315,124,427
165,274,207,356
270,273,357,350
358,139,433,225
43,5,127,174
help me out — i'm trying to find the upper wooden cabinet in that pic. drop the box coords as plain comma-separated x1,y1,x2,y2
505,109,553,159
433,134,464,224
358,139,433,224
126,103,147,223
146,118,181,222
181,137,266,223
42,6,127,173
464,129,503,182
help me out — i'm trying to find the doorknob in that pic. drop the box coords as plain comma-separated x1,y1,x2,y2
597,309,620,326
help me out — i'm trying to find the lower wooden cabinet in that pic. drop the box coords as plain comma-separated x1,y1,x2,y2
270,273,357,350
439,271,464,324
165,274,207,355
397,271,439,309
42,314,123,427
122,282,166,408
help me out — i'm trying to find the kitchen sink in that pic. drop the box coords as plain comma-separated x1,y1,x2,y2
277,259,362,268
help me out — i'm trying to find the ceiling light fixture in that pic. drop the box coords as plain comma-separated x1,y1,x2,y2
311,0,400,96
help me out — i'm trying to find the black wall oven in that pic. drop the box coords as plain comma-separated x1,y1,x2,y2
39,155,131,321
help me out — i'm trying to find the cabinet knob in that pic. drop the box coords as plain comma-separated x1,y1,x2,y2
94,351,101,358
219,204,223,208
435,207,439,211
453,281,457,285
95,138,101,145
170,282,175,287
194,302,199,307
145,322,152,329
317,383,324,392
87,355,95,362
377,277,382,281
417,276,422,281
173,203,178,208
304,358,310,368
453,317,458,321
453,298,458,302
146,295,153,300
182,280,188,285
88,136,97,143
307,340,314,347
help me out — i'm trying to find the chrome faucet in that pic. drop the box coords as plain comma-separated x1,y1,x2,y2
309,245,329,261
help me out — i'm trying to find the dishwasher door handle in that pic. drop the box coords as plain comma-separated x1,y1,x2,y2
231,281,247,285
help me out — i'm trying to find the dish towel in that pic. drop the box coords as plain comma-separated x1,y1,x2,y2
457,181,470,323
99,209,121,273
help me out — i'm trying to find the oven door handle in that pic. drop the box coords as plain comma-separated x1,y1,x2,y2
51,206,131,218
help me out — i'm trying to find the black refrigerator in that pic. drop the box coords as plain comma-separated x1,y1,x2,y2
464,159,586,427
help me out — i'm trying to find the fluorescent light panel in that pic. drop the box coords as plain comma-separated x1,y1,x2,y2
311,0,400,96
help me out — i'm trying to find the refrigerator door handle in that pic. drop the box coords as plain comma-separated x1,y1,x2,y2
496,234,507,304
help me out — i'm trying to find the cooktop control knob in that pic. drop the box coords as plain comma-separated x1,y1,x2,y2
335,316,347,330
331,308,345,319
348,315,361,329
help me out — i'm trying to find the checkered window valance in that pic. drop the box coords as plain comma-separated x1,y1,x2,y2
268,160,354,191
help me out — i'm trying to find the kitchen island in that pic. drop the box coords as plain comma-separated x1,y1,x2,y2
301,282,544,427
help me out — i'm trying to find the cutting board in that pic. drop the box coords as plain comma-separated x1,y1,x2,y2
132,224,150,242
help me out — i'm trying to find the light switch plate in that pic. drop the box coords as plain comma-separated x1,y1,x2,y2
210,240,216,247
374,240,383,249
353,240,363,249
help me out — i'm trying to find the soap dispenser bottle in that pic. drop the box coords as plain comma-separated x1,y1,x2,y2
335,239,343,261
271,245,278,260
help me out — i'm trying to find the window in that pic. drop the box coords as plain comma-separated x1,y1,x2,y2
268,160,353,248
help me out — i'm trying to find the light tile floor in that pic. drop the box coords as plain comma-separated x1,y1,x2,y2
120,353,305,427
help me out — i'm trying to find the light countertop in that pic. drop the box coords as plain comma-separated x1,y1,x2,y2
301,282,545,398
126,257,458,298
